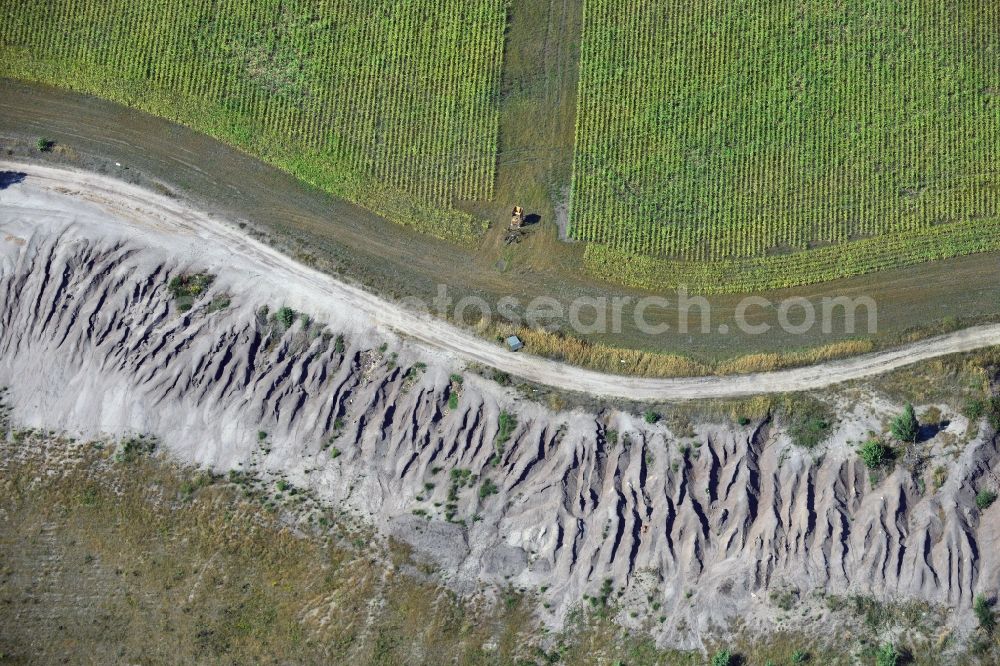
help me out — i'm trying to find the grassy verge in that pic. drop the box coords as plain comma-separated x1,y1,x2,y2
486,321,875,377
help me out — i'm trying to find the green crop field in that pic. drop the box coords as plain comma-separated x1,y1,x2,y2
572,0,1000,291
0,0,507,242
2,0,1000,292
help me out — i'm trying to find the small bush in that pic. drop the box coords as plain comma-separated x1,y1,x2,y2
974,594,995,633
976,490,998,510
449,468,472,485
36,137,54,151
710,649,733,666
859,439,890,470
964,397,1000,430
786,398,833,449
276,306,296,328
791,650,809,664
770,587,799,611
491,370,511,386
207,295,230,312
494,411,517,456
932,466,948,491
329,447,341,459
890,403,919,443
114,435,156,463
965,399,986,421
643,410,660,424
478,478,498,499
257,431,268,441
875,643,899,666
167,273,215,311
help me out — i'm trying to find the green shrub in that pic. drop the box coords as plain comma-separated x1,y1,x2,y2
276,306,296,328
786,399,833,449
890,403,919,443
965,397,1000,431
448,392,459,410
974,594,995,633
859,439,890,470
932,466,948,491
770,588,799,611
875,643,899,666
167,273,215,311
449,468,472,484
791,650,809,664
989,397,1000,431
114,435,156,463
494,411,517,457
977,490,998,510
965,399,986,421
207,295,231,312
491,370,511,386
36,137,54,151
478,478,498,499
710,649,733,666
643,410,660,424
329,447,341,459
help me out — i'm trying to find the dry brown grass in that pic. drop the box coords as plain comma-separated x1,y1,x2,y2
0,436,539,664
868,346,1000,408
714,339,874,375
490,324,709,377
0,429,990,665
485,322,875,378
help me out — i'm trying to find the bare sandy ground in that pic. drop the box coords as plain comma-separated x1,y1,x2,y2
3,160,1000,401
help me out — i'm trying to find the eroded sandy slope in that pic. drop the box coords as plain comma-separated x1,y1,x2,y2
1,167,999,648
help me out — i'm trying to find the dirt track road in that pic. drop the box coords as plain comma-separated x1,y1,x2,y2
4,160,1000,401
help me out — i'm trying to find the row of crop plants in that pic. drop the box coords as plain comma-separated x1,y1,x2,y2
0,0,507,242
569,0,1000,267
584,215,1000,294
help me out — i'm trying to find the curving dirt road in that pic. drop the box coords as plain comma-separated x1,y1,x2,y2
4,160,1000,401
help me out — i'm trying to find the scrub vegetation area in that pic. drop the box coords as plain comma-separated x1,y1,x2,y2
0,0,506,242
1,429,990,665
3,0,999,293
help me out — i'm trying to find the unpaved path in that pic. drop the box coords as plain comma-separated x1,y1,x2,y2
3,160,1000,401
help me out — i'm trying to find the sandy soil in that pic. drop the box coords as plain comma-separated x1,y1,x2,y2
3,160,1000,401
